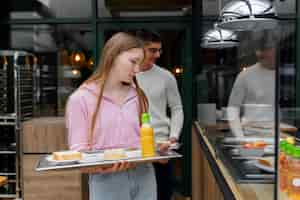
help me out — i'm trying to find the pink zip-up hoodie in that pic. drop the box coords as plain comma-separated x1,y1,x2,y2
65,82,141,151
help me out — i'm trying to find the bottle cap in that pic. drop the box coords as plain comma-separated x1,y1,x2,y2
286,143,294,156
280,140,287,152
293,146,300,158
141,113,150,124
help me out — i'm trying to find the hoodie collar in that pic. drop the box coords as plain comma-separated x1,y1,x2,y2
82,82,137,104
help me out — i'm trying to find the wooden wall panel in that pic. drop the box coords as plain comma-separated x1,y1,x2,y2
22,117,68,153
22,155,85,200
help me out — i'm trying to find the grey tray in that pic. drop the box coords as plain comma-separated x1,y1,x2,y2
36,150,182,172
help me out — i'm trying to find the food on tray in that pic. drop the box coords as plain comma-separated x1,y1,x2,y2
243,140,267,149
104,148,126,160
258,157,274,167
258,159,272,167
126,149,142,158
52,150,82,161
286,137,295,145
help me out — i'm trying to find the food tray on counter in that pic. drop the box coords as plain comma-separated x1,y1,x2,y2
222,137,275,145
215,137,275,183
36,149,182,172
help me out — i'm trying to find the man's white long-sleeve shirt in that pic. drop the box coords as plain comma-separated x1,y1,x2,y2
228,63,275,136
136,64,184,141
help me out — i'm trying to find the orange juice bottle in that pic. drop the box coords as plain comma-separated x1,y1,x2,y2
279,140,288,192
140,113,155,157
286,143,294,196
288,146,300,200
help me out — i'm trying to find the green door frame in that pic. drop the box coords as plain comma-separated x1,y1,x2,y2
181,27,192,197
296,1,300,107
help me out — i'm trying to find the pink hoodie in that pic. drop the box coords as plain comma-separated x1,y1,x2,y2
65,82,141,151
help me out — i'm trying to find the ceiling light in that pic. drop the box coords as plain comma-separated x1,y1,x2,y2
201,24,239,49
218,0,278,31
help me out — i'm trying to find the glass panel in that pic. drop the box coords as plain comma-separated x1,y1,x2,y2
195,20,283,198
0,24,93,117
278,20,297,200
98,0,191,18
8,0,91,19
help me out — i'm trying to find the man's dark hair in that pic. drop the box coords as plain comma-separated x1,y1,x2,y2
135,29,162,43
252,30,280,51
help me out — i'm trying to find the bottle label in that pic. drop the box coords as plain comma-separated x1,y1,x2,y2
292,179,300,187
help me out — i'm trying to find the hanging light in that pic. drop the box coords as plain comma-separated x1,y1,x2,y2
63,66,82,78
70,51,86,66
201,24,239,49
72,69,80,75
173,66,183,76
218,0,278,31
87,57,94,69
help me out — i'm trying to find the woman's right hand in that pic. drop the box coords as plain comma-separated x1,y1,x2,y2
80,161,136,174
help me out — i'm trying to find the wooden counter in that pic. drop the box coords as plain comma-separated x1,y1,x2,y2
192,121,275,200
21,117,88,200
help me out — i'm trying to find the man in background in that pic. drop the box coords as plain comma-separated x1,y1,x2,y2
228,30,277,136
136,29,184,200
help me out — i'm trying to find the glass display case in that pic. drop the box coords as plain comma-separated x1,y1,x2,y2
277,4,298,200
194,0,297,199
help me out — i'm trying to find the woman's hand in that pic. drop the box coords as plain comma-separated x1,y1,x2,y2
80,161,136,174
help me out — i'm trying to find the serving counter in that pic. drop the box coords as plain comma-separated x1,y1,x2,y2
192,121,276,200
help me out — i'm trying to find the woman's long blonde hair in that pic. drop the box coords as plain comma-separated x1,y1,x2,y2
83,32,148,149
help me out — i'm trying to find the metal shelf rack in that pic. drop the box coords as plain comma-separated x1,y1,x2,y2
0,50,34,199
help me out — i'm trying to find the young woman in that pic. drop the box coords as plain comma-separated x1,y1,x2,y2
65,32,156,200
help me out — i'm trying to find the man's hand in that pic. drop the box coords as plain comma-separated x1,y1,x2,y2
158,137,178,152
156,159,169,164
80,161,136,174
169,137,178,144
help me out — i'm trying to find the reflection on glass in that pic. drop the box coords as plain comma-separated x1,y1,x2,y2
0,24,93,117
228,30,277,137
196,11,296,200
98,0,191,18
9,0,91,19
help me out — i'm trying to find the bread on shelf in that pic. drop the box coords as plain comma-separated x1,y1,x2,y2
52,150,82,161
0,176,7,187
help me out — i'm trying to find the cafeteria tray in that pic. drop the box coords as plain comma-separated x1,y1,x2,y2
36,150,182,172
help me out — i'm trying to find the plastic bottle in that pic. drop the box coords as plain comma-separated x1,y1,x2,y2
286,143,295,196
140,113,155,157
288,146,300,200
279,140,288,192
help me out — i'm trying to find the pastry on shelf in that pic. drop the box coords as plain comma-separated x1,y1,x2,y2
0,176,7,187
